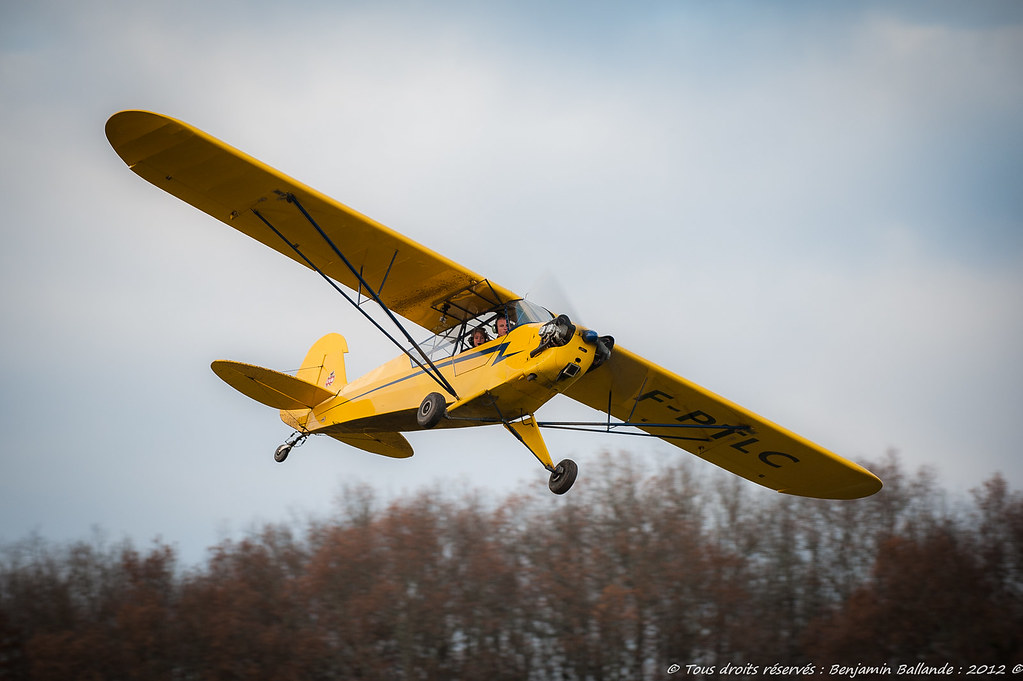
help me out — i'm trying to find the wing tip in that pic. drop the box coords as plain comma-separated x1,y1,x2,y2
782,471,884,500
105,110,190,167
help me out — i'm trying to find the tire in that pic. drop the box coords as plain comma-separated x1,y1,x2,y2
417,392,446,429
548,458,578,495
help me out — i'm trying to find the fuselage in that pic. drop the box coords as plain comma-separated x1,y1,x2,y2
285,317,598,436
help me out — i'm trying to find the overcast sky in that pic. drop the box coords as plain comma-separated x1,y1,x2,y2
2,1,1022,565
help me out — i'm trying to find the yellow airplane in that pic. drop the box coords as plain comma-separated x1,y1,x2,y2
105,110,882,499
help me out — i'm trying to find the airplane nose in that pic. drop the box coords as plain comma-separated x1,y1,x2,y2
574,327,615,370
531,314,577,357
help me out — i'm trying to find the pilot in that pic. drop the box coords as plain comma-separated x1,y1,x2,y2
471,326,490,347
495,314,514,336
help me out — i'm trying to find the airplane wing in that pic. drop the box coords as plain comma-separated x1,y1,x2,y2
562,346,882,499
105,110,519,332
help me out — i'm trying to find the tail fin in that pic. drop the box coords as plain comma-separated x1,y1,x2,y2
296,333,348,391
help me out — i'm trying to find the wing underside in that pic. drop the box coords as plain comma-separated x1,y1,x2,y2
563,346,882,499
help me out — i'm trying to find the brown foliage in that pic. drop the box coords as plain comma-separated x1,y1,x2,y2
2,451,1020,679
807,472,1023,665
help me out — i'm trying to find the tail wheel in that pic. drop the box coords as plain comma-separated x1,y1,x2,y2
274,431,308,463
548,458,578,495
417,392,446,429
274,444,292,463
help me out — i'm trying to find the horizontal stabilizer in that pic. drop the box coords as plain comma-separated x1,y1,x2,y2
326,431,414,459
211,360,335,410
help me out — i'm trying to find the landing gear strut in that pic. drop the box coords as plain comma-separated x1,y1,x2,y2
548,458,578,495
274,431,308,463
502,414,580,495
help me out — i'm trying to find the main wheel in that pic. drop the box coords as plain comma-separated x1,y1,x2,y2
274,444,292,463
417,392,446,429
548,458,578,495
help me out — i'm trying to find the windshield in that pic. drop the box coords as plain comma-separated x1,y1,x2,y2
416,299,554,362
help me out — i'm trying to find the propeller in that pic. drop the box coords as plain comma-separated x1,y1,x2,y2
526,270,586,324
526,270,614,369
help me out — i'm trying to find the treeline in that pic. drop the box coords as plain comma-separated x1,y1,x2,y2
1,451,1020,680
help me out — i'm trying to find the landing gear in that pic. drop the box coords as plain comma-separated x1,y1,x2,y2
274,431,308,463
548,458,578,495
417,392,446,429
502,414,579,495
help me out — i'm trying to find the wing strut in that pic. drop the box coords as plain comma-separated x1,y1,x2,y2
533,420,747,443
445,412,749,444
251,199,460,400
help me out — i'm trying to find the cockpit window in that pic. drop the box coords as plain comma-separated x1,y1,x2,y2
414,299,553,363
513,299,555,325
